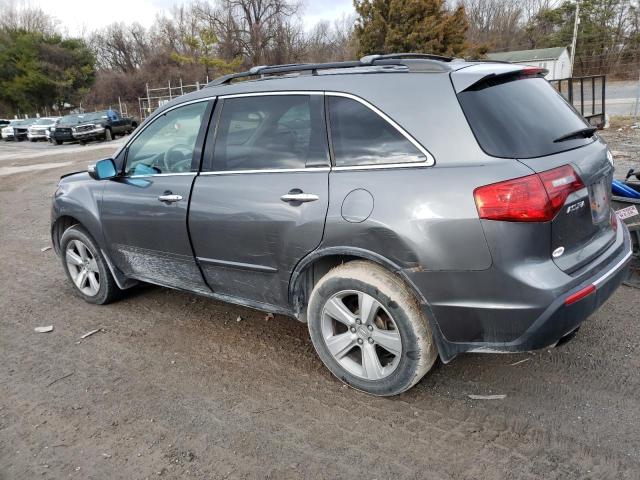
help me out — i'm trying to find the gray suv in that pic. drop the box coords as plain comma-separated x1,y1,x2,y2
51,54,633,396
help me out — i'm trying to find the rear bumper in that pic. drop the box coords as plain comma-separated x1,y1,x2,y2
404,221,633,362
466,239,631,354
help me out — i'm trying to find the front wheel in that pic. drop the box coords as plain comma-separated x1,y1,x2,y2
307,261,438,396
59,226,121,304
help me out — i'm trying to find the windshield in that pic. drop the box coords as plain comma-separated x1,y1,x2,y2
60,115,83,125
34,118,56,126
457,76,594,158
80,111,108,122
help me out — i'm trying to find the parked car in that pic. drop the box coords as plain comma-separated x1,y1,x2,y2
0,119,12,138
71,109,138,144
49,114,84,145
51,54,633,396
27,117,60,141
2,118,37,141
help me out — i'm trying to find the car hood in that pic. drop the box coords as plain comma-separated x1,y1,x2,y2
59,171,91,183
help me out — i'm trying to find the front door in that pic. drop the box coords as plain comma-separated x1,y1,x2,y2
101,99,212,293
189,93,330,309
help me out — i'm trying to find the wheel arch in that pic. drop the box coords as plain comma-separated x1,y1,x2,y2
52,214,136,290
290,247,416,319
289,246,452,362
51,215,81,255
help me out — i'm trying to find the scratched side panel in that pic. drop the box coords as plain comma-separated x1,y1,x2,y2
189,170,330,307
111,244,210,294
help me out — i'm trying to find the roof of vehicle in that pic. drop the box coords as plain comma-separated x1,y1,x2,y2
135,54,538,167
149,54,524,116
10,118,37,125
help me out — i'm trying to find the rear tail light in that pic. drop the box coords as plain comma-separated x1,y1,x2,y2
474,165,584,222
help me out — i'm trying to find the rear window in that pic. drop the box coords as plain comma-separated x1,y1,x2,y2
457,76,594,158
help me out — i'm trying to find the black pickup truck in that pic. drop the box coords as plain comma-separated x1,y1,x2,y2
50,110,138,145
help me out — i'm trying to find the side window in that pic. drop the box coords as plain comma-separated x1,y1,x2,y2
211,95,328,171
124,101,208,176
328,96,426,167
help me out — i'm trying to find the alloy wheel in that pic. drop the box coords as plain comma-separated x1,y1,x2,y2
321,290,403,380
65,240,100,296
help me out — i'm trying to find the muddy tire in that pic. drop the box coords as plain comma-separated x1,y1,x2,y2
307,260,438,396
59,225,121,305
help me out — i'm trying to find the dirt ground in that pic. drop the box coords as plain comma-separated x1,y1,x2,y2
0,139,639,480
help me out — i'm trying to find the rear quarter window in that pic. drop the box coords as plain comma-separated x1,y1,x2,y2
328,96,427,167
457,76,594,159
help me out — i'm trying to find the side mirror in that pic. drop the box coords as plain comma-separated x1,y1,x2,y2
88,158,117,180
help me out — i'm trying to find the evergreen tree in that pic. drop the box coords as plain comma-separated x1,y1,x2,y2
354,0,469,57
0,30,95,114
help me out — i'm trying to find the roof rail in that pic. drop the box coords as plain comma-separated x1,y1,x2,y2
360,53,454,64
206,53,453,87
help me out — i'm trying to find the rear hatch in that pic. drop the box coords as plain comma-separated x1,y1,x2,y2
454,66,615,274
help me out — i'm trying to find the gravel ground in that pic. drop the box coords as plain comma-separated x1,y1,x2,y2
0,140,639,480
599,121,640,177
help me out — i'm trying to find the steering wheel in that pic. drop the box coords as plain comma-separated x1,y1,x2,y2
162,144,193,173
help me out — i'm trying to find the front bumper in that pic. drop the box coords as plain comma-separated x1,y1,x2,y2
405,221,633,362
72,127,105,141
28,132,48,140
51,131,74,142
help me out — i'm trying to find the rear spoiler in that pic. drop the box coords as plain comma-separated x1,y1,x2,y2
451,64,548,93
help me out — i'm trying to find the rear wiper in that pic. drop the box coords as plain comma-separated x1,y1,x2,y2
553,126,597,143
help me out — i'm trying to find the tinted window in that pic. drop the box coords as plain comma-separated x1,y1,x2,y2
211,95,328,171
457,76,593,158
124,101,207,176
328,96,426,167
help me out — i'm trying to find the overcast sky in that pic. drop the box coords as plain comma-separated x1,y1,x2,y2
31,0,355,36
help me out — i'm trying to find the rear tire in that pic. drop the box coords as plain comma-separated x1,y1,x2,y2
59,225,121,305
54,139,62,145
307,261,438,396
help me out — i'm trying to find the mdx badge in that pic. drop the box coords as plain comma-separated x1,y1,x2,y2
566,200,585,214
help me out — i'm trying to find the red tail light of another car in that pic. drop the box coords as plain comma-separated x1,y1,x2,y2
474,165,585,222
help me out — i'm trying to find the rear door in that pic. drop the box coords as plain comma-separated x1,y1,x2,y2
188,92,330,309
456,71,615,273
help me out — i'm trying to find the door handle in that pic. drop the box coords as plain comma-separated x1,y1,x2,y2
158,193,183,203
280,192,319,203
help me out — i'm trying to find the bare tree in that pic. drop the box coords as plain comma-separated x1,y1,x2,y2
91,23,151,73
222,0,300,65
0,0,59,35
305,15,357,63
463,0,524,50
